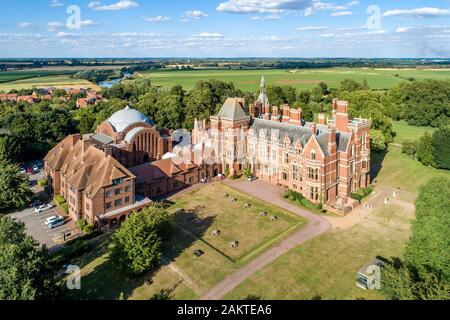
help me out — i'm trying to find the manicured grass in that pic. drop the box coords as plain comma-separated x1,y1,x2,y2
392,121,437,143
65,236,197,300
163,182,306,289
372,145,450,194
0,75,99,92
225,204,414,300
140,68,450,91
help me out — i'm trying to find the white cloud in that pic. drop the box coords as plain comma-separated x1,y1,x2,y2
217,0,313,14
383,7,450,18
251,14,281,20
320,33,335,38
50,0,64,7
347,1,358,6
18,22,33,28
47,21,66,31
396,27,413,33
331,11,352,16
144,16,171,23
88,0,138,11
297,26,329,31
181,10,208,22
195,32,224,38
80,20,100,27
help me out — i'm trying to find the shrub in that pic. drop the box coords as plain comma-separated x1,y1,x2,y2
224,167,230,177
54,195,66,206
350,193,363,201
60,203,68,215
37,179,48,187
402,140,417,157
76,219,87,230
82,224,94,234
50,240,91,267
64,229,102,247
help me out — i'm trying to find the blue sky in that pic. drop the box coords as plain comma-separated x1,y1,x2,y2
1,0,450,58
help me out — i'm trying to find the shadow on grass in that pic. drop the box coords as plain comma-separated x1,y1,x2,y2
371,150,388,183
163,207,216,262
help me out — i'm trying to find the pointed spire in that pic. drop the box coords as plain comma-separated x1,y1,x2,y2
257,75,269,107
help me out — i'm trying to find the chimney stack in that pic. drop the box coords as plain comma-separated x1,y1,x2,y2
264,104,270,115
332,98,338,118
318,113,326,125
311,123,317,136
328,127,337,150
335,100,349,133
272,106,279,122
289,108,303,126
282,105,290,124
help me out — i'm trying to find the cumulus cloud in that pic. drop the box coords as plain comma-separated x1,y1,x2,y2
88,0,138,11
181,10,208,22
144,16,171,23
217,0,313,14
383,7,450,18
331,11,352,16
18,22,33,28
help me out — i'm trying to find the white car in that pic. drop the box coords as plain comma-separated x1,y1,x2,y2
35,204,53,213
48,218,65,230
45,215,61,225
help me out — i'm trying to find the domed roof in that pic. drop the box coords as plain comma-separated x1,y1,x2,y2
107,106,154,132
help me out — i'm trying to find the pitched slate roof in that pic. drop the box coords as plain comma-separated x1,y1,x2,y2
217,98,249,121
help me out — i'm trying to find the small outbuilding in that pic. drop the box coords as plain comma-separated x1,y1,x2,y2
356,257,386,290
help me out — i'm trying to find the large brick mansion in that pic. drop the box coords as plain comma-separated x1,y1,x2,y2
44,77,371,226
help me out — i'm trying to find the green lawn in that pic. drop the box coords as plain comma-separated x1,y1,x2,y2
0,75,99,92
140,68,450,91
225,204,414,300
163,182,306,291
392,121,437,143
372,145,450,194
64,235,197,300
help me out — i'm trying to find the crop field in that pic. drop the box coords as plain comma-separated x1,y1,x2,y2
0,70,76,83
0,75,100,92
140,68,450,91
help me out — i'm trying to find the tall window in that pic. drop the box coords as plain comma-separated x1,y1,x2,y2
310,150,316,160
282,169,288,181
362,158,368,170
284,152,289,164
293,161,298,181
362,132,367,151
272,149,277,161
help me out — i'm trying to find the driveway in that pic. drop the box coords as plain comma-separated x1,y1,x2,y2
201,179,331,300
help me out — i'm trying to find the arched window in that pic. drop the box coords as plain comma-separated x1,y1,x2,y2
310,150,316,160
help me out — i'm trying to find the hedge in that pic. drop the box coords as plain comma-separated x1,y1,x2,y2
50,240,92,267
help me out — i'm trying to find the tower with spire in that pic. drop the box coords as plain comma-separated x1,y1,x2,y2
257,76,269,107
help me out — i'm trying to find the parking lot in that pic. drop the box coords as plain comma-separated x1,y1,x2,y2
7,165,78,249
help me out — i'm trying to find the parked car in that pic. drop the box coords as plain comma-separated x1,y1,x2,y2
248,175,257,182
48,218,66,230
45,215,60,225
35,204,53,213
30,200,43,208
32,164,39,172
26,167,34,175
19,166,26,174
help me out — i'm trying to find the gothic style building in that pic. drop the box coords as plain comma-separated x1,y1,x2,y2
192,78,371,213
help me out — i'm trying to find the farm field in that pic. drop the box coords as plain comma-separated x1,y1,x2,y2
0,70,76,83
0,75,100,91
392,121,437,143
140,68,450,91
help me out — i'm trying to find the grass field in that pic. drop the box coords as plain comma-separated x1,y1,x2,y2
0,75,99,92
225,204,413,300
65,236,197,300
0,70,76,83
140,68,450,91
163,182,306,291
392,121,437,143
372,145,450,194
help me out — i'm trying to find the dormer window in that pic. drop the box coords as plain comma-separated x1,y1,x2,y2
113,178,124,185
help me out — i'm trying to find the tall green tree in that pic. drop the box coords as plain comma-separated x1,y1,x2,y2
431,126,450,170
0,216,56,300
110,206,171,276
416,132,435,167
0,162,32,212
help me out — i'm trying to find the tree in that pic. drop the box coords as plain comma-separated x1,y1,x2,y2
370,130,387,152
401,140,417,157
432,126,450,169
0,162,32,212
382,178,450,300
0,135,23,164
416,132,435,167
340,78,370,92
0,216,56,300
110,206,171,276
